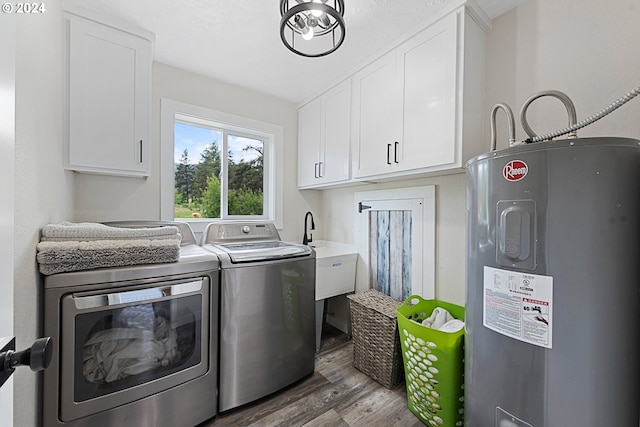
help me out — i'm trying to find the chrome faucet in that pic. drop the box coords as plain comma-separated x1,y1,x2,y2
303,211,315,245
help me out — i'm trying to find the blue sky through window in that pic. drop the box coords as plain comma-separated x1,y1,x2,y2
174,122,220,165
175,122,261,165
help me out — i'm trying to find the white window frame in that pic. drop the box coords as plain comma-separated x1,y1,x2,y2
161,98,283,234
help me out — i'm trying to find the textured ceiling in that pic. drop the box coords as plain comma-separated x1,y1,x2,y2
64,0,523,104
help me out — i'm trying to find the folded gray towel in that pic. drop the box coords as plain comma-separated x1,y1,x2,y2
36,239,180,275
41,222,180,242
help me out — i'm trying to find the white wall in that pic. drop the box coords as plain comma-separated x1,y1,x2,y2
13,1,76,426
319,0,640,308
1,9,16,425
485,0,640,146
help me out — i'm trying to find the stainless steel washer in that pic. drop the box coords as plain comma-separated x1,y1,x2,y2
201,222,315,412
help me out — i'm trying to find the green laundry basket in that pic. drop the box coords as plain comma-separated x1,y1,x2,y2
396,295,465,427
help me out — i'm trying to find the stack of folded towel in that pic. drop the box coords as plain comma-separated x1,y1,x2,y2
36,222,182,275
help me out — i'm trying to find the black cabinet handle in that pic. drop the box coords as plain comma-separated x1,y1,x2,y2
386,143,392,165
314,162,319,178
139,140,143,163
394,141,399,163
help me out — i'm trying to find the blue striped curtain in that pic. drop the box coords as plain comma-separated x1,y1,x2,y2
369,210,412,301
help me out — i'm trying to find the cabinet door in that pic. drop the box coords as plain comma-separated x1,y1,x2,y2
321,80,350,184
352,50,402,178
297,96,323,187
67,16,151,177
397,12,457,171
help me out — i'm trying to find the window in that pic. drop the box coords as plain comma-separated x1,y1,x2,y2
174,119,264,218
161,99,283,230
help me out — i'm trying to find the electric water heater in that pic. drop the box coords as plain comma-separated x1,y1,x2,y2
465,136,639,426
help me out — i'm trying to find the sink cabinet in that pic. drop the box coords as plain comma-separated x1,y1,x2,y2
297,80,351,189
352,5,489,180
65,10,154,177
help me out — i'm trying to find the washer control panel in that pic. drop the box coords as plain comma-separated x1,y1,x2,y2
204,222,280,243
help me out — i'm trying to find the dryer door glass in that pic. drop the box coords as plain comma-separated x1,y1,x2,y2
59,278,210,423
74,294,202,401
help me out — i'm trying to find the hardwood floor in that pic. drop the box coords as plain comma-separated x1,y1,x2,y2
200,325,422,427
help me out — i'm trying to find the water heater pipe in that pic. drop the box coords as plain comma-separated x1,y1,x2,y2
520,90,578,140
521,84,640,144
490,103,516,151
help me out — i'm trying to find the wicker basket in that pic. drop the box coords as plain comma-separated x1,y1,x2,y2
347,289,404,389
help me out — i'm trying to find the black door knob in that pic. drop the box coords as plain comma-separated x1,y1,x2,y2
1,336,53,373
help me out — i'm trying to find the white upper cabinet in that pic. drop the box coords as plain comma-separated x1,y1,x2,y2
352,4,489,180
397,12,457,171
298,95,323,187
65,11,153,177
351,50,403,177
298,80,351,189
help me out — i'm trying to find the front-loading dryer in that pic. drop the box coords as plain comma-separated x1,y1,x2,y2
42,221,219,427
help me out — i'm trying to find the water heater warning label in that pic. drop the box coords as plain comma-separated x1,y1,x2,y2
483,266,553,349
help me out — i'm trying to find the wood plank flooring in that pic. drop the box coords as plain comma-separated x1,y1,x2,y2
200,325,422,427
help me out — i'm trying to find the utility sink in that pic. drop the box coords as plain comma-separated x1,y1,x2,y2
309,240,357,352
309,240,357,300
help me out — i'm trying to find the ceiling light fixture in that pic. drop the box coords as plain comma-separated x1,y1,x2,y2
280,0,346,58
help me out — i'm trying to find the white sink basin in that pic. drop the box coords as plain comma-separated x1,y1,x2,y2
310,240,356,258
310,240,357,300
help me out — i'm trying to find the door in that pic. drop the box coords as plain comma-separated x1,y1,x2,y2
354,186,435,301
0,12,15,423
59,279,209,422
321,80,351,184
297,96,322,187
398,12,457,171
352,50,402,178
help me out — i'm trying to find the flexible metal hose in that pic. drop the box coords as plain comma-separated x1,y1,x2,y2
490,103,516,151
520,90,578,140
522,85,640,143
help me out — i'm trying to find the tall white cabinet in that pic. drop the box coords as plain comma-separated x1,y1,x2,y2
298,80,351,188
65,10,154,177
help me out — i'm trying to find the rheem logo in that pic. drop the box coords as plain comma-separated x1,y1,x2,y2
503,160,528,182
